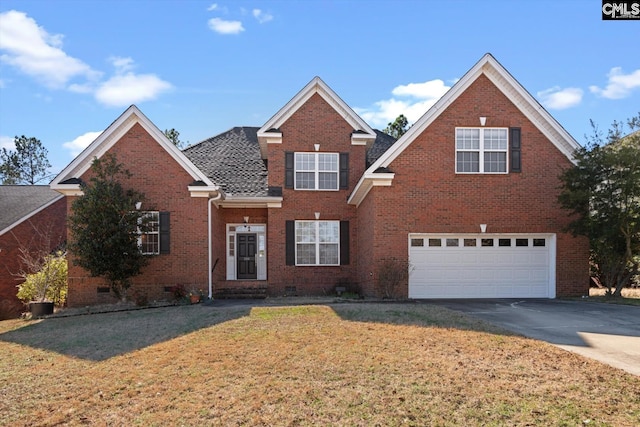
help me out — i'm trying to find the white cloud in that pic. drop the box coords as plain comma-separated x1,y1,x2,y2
62,131,102,157
537,86,583,110
95,73,172,107
207,3,218,11
253,9,273,23
0,11,172,108
109,56,135,73
356,79,451,128
92,57,171,107
589,67,640,99
208,17,244,34
0,10,100,88
0,135,15,150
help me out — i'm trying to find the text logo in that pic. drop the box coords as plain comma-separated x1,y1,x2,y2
602,1,640,19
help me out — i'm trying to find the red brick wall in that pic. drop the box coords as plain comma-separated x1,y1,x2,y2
66,123,211,306
266,93,365,295
0,197,67,318
358,75,589,297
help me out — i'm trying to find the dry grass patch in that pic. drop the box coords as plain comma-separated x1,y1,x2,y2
588,287,640,306
1,303,639,426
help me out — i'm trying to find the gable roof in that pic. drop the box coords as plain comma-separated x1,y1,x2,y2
0,185,64,235
50,105,218,196
256,76,377,158
182,127,268,197
348,53,582,206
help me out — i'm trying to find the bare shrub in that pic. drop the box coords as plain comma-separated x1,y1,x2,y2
376,258,411,299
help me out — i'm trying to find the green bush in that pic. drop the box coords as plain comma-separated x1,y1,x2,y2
16,253,67,305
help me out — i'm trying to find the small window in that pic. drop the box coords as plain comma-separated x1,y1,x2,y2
498,238,511,247
446,238,459,247
481,238,494,247
411,238,424,247
533,238,546,247
515,238,528,247
228,234,235,256
139,211,160,255
464,238,477,247
428,238,442,247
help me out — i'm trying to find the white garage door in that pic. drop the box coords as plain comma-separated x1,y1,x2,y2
408,234,555,299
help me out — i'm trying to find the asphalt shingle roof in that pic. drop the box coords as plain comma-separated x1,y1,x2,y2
182,127,397,196
183,127,268,196
367,130,397,167
0,185,62,233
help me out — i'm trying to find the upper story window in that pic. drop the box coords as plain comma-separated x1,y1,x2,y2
295,152,339,190
456,128,508,173
139,211,160,255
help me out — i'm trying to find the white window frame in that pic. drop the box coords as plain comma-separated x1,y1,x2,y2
295,220,340,266
455,127,508,174
294,152,339,190
138,211,160,255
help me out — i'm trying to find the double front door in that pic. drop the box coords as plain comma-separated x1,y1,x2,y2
237,233,257,280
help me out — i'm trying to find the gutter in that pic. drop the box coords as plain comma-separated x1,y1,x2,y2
208,193,222,299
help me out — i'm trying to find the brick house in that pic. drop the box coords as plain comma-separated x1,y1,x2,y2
51,54,589,306
0,186,66,318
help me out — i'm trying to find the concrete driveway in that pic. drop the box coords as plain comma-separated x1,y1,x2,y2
429,299,640,376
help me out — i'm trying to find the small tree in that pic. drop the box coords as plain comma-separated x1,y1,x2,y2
14,224,67,305
558,115,640,296
383,114,409,139
17,252,67,305
0,135,52,184
67,153,149,300
163,128,186,148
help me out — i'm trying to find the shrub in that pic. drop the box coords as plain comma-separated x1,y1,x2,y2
376,258,411,299
16,252,67,305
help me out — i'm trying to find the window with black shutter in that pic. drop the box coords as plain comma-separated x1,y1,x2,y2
159,211,170,254
339,153,349,190
285,152,294,188
510,127,521,173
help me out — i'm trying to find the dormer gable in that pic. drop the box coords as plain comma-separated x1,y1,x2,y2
50,105,219,198
348,53,582,207
257,76,376,159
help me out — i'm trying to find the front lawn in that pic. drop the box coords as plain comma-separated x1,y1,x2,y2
1,302,638,426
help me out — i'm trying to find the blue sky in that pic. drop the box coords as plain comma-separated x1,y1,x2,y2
1,0,639,178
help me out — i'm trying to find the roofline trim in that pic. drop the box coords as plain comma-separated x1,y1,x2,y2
216,195,283,209
257,76,376,140
50,105,216,187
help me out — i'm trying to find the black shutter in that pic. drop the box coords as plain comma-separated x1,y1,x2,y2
159,211,170,254
285,152,294,188
510,127,521,173
339,153,349,190
340,221,350,265
285,220,295,265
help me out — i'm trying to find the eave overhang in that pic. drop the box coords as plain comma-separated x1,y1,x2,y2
49,183,83,197
347,172,395,207
215,195,283,209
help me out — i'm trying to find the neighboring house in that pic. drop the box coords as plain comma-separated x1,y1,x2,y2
0,186,66,318
50,53,589,307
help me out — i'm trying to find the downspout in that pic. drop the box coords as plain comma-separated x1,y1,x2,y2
208,192,222,299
